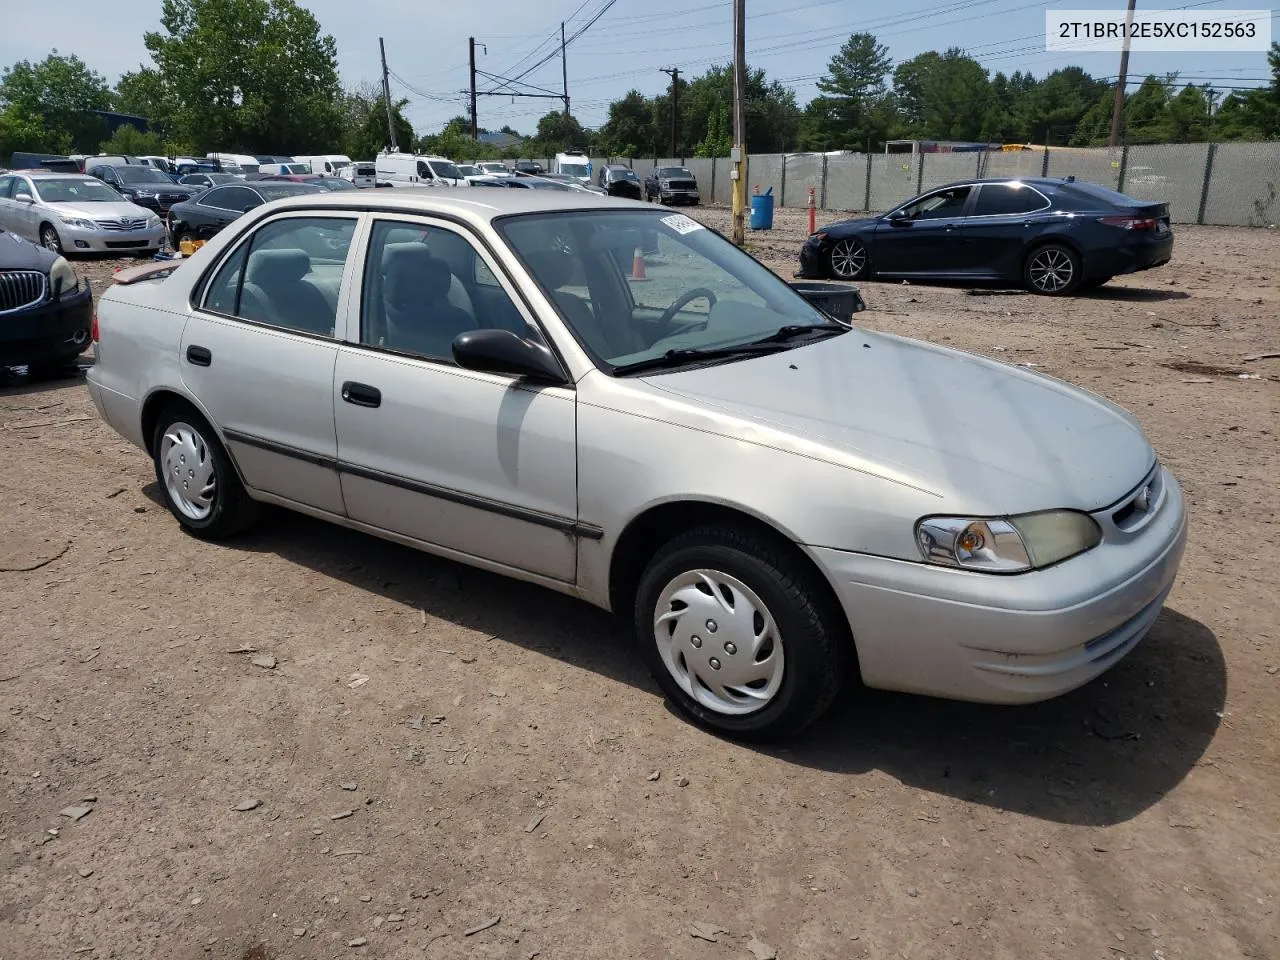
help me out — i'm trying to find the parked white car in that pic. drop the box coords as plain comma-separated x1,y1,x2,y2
0,171,164,255
476,161,511,177
85,190,1186,738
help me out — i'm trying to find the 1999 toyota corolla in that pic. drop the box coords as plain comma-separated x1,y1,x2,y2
86,191,1186,737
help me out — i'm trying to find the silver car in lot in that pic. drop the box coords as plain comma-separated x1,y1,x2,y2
0,172,165,256
86,191,1186,737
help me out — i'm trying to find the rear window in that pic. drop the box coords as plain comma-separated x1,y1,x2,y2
355,165,376,176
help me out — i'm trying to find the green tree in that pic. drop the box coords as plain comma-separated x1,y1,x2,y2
892,48,991,141
0,105,48,162
535,111,588,151
140,0,343,152
99,123,169,156
800,32,891,149
1163,85,1212,142
598,90,654,156
1123,74,1174,143
114,68,172,129
349,95,414,158
0,51,112,153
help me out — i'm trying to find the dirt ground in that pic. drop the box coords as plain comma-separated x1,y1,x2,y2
1,209,1277,960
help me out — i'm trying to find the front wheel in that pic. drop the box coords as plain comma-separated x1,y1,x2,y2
152,402,259,539
1024,243,1081,295
829,238,869,280
634,526,848,738
39,225,63,255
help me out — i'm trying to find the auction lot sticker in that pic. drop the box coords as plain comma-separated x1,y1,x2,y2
1046,9,1271,51
661,214,704,235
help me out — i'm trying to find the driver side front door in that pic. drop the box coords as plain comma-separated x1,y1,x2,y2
872,185,974,277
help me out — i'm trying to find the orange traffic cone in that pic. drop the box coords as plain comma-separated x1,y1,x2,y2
630,246,648,281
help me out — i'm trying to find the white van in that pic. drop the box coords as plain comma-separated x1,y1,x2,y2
295,154,353,175
553,150,592,184
258,161,312,176
335,161,378,189
206,153,261,175
375,152,468,187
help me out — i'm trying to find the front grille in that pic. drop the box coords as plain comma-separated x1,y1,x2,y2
95,217,150,231
159,194,186,203
0,270,48,314
1110,464,1164,532
667,179,697,190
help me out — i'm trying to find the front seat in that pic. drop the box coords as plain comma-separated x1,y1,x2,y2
381,247,477,360
523,247,645,358
241,248,334,335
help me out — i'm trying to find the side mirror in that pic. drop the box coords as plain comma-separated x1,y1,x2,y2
15,193,34,204
452,328,567,384
889,214,913,226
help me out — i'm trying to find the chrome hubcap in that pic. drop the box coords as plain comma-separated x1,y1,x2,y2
160,421,216,521
42,231,59,252
831,239,865,279
654,569,785,715
1029,248,1074,292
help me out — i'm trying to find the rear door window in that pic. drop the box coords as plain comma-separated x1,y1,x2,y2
971,184,1049,216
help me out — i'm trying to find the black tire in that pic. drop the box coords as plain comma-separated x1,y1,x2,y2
151,401,259,540
633,525,849,738
1024,242,1081,295
828,237,870,280
39,224,63,255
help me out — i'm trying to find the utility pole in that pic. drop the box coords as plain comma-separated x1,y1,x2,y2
469,37,478,141
1108,0,1137,147
731,0,747,245
379,37,398,152
561,23,570,119
660,68,681,157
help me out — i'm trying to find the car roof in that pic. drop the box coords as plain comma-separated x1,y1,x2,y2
19,171,96,180
268,188,646,229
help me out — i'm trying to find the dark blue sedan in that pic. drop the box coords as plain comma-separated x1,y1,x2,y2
799,177,1173,295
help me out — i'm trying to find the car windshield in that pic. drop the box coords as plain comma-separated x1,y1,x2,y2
354,165,376,176
427,160,463,180
316,178,357,191
522,178,572,191
560,163,590,177
480,163,506,172
611,168,639,181
283,163,310,174
659,168,692,179
255,182,325,201
33,178,123,203
498,209,834,372
456,164,481,176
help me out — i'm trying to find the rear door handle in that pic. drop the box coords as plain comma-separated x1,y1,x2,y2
186,345,212,366
341,381,381,408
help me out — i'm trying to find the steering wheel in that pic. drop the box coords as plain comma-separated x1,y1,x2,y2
658,287,718,329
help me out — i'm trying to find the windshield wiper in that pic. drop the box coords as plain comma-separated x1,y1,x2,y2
749,321,849,345
612,343,788,376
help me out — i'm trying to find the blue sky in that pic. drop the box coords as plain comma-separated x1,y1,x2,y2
1,0,1273,135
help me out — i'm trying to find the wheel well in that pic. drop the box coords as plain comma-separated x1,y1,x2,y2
1024,234,1083,268
140,389,196,456
607,501,848,632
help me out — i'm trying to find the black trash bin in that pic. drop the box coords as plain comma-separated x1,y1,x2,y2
788,281,867,321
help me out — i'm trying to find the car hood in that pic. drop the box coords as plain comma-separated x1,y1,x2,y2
820,215,880,235
0,229,55,270
46,200,154,221
642,330,1154,514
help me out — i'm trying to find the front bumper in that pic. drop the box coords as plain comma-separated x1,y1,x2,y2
809,467,1187,703
659,189,700,204
0,284,93,366
798,235,831,278
58,222,165,253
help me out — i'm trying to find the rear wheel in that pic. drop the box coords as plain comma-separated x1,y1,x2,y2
829,238,869,280
634,525,848,738
151,402,258,540
1024,243,1081,295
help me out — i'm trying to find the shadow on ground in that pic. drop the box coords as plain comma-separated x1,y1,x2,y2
173,500,1223,829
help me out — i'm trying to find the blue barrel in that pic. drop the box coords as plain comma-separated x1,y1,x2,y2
749,191,774,230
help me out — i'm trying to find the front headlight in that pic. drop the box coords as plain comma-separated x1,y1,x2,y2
49,256,82,298
916,510,1101,573
58,215,95,229
134,189,156,198
146,215,162,227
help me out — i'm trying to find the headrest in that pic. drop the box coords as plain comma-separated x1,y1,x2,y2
246,248,310,286
383,245,452,306
522,247,573,290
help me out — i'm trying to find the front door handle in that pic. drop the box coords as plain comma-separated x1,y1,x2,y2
341,381,381,408
186,345,212,366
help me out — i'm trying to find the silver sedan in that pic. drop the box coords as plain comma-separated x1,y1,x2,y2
86,191,1186,738
0,172,165,255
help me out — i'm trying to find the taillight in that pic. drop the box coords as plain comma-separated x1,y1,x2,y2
91,305,99,343
1099,215,1159,231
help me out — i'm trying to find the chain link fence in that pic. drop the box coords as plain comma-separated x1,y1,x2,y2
561,141,1279,226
